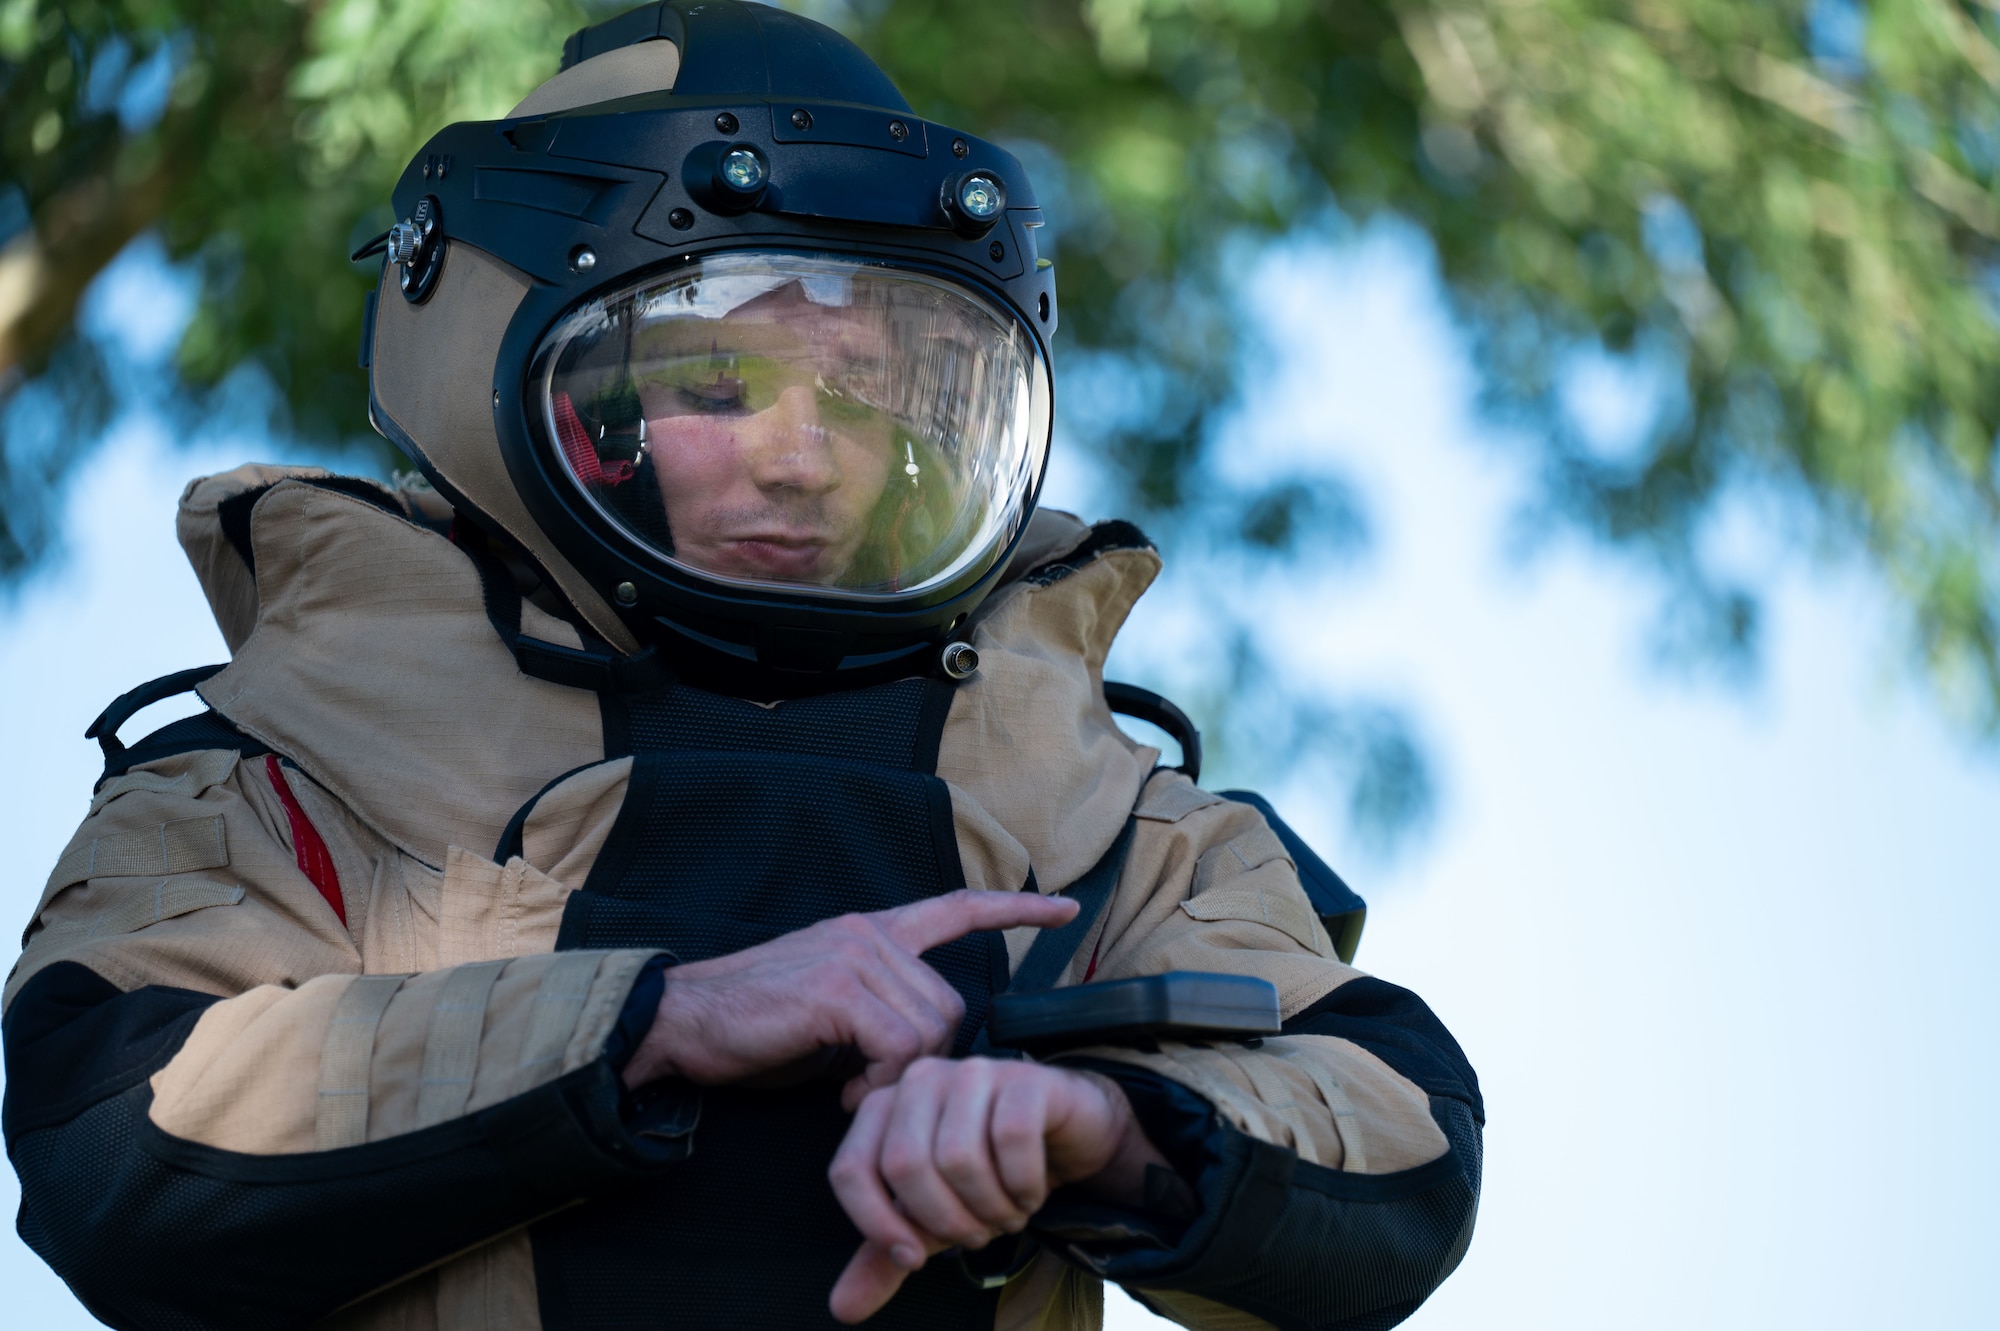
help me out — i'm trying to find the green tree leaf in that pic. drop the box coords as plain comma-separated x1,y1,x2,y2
5,0,1999,752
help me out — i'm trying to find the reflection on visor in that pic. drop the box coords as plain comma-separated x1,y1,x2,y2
535,252,1049,599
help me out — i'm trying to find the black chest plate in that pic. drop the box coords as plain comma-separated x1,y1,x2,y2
530,675,1002,1331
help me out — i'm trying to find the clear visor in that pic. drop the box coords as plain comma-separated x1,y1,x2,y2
534,252,1051,600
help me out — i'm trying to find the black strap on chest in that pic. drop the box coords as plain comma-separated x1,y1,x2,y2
999,819,1137,997
965,819,1136,1060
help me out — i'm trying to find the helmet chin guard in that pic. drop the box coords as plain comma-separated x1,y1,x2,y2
363,0,1057,694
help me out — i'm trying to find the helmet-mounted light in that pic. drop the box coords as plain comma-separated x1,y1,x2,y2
717,146,768,198
944,172,1007,236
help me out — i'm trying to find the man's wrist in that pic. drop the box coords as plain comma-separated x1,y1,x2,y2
606,955,676,1090
1067,1069,1173,1205
621,971,690,1089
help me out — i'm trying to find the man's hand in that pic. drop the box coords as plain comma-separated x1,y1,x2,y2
825,1057,1172,1324
619,890,1077,1108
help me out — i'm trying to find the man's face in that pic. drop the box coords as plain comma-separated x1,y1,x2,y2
636,282,895,586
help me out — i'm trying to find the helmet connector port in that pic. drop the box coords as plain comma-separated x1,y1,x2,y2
940,641,980,680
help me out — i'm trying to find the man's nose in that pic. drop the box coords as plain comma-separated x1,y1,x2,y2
745,384,841,495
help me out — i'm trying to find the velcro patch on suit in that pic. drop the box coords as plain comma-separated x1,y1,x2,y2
26,877,245,953
512,952,605,1098
1192,824,1291,887
1181,827,1326,953
413,960,508,1129
1133,779,1222,824
317,973,410,1150
89,750,241,816
46,815,230,896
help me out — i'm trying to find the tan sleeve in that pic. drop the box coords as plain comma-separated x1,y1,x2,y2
1060,771,1448,1176
7,747,354,1008
148,947,657,1153
8,749,659,1156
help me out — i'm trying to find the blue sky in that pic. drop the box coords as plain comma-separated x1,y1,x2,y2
4,227,1996,1329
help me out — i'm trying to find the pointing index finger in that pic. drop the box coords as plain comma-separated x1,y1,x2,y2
877,890,1079,955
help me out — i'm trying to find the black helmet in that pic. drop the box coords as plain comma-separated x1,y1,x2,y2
363,1,1056,694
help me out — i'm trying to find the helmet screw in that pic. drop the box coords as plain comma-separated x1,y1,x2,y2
989,240,1005,261
668,207,695,230
571,246,597,272
791,108,812,130
493,389,500,407
714,112,739,134
888,119,909,142
952,137,969,159
940,641,980,680
614,581,639,607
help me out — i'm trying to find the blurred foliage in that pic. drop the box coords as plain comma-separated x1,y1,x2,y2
0,0,598,570
3,0,2000,828
852,0,2000,730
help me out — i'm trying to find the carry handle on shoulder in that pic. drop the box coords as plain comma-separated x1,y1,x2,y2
85,664,227,763
1102,680,1367,964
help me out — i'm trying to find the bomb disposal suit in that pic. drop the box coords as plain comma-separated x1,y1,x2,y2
2,5,1482,1329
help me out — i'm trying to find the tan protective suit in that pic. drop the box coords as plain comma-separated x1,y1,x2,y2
6,467,1472,1330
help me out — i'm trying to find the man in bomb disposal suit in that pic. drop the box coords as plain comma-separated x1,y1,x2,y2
2,4,1482,1328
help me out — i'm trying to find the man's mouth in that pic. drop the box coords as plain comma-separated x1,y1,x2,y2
718,533,833,578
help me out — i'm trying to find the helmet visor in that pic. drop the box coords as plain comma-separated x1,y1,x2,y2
534,251,1051,600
